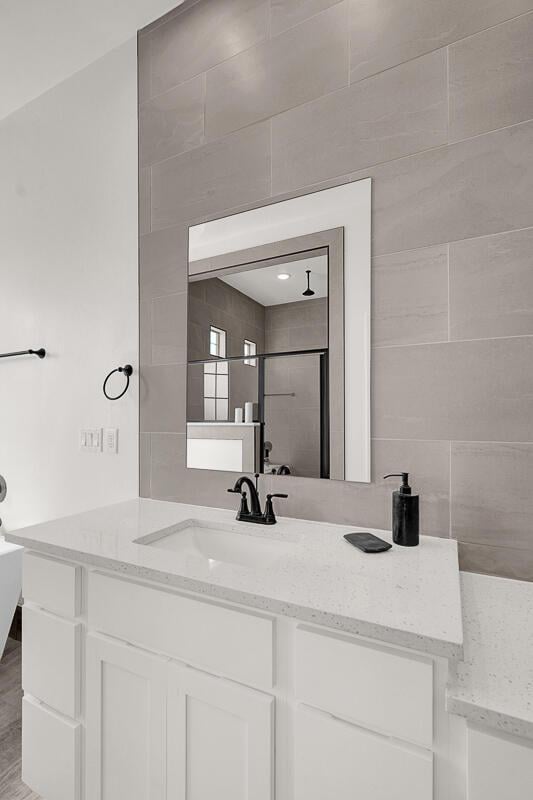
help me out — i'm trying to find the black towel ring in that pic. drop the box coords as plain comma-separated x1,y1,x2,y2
103,364,133,400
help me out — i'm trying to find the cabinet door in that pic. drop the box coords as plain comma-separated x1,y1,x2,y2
167,664,274,800
468,726,533,800
295,707,433,800
86,634,167,800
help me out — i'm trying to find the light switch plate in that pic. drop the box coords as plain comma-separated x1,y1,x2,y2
80,428,102,452
104,428,118,454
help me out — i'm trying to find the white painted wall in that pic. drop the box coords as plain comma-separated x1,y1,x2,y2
0,39,139,531
0,0,183,120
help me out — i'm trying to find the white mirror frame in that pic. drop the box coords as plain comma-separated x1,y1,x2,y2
189,178,371,483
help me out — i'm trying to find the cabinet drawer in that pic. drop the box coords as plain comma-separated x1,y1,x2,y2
295,626,433,747
22,606,81,718
295,707,433,800
22,697,81,800
468,726,533,800
88,571,274,689
23,551,80,617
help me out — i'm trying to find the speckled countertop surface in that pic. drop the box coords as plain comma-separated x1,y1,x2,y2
447,571,533,740
6,497,463,659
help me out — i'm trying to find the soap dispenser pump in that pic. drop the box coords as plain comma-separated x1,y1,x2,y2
383,473,419,547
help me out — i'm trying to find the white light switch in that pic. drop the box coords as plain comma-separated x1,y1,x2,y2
104,428,118,454
80,428,102,452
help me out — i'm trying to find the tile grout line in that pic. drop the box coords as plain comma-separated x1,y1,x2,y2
148,434,533,445
370,225,533,261
446,43,451,145
270,118,273,197
373,333,533,349
447,242,451,342
346,0,351,87
373,438,533,445
449,440,453,539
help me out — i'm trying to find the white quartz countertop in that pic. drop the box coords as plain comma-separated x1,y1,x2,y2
447,571,533,740
6,498,463,659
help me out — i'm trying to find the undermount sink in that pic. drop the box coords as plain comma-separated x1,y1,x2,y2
134,518,299,569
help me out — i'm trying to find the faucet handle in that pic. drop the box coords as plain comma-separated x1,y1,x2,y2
228,487,250,519
263,493,288,525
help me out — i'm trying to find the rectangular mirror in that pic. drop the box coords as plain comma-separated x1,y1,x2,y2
186,179,371,482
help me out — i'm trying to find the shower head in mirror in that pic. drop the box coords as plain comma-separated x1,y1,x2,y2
302,269,315,297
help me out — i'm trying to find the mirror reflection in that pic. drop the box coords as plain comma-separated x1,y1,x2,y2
186,179,371,482
187,250,332,478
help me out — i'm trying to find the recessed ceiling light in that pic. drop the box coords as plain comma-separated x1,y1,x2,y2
277,273,291,280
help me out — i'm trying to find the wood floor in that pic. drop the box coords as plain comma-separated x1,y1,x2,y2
0,638,40,799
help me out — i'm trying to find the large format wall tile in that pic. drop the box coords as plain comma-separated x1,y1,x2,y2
138,32,151,105
271,0,341,35
272,50,447,193
151,121,271,229
140,364,186,433
452,442,533,550
152,292,187,365
450,228,533,340
151,432,240,505
139,298,152,366
139,167,151,235
356,119,533,255
265,439,450,535
450,13,533,142
373,337,533,442
459,542,533,582
139,433,151,497
140,75,205,166
372,245,448,346
139,224,188,301
205,2,349,139
148,0,269,97
150,432,185,499
349,0,533,84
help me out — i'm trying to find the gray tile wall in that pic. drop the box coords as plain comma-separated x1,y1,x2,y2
139,0,533,581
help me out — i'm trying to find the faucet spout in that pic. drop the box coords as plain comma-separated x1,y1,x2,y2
230,475,262,517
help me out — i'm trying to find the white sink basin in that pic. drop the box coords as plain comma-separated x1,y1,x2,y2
134,518,299,569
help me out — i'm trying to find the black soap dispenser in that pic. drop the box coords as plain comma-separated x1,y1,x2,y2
383,473,419,547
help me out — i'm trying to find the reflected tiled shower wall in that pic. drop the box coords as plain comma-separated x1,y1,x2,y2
139,0,533,580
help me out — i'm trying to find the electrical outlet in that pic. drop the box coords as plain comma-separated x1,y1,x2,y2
104,428,118,454
80,428,102,452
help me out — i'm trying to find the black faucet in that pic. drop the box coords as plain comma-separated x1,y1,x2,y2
227,473,287,525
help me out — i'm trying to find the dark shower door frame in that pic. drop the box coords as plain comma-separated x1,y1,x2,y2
257,348,330,479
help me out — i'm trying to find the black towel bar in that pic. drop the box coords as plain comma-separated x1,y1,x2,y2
0,348,46,360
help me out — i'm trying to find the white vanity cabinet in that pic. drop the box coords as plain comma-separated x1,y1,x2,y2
166,663,274,800
85,634,167,800
467,725,533,800
20,550,461,800
293,626,436,800
85,634,274,800
295,708,433,800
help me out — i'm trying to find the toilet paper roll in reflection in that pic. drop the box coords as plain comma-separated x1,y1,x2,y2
244,402,254,423
234,407,243,423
